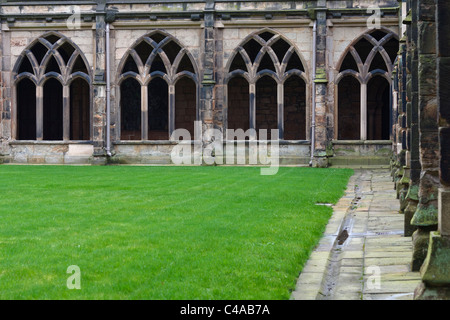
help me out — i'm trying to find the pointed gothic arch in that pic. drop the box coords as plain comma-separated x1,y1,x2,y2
12,32,92,141
225,29,309,140
117,31,199,141
335,29,399,140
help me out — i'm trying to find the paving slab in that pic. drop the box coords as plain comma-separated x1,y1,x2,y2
291,169,421,300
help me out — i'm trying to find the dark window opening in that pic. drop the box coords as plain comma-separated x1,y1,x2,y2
227,77,249,136
71,56,88,74
257,53,276,73
70,78,90,140
122,55,139,74
271,38,291,64
17,78,36,140
30,41,48,66
57,42,75,65
229,52,247,72
369,51,388,72
175,77,196,137
284,76,306,140
258,31,275,42
383,37,399,65
44,34,60,45
148,77,168,140
353,38,373,64
256,76,278,140
134,41,153,65
163,40,182,65
18,56,34,74
243,39,262,64
285,52,304,72
120,78,141,140
149,33,166,44
367,76,390,140
370,30,388,41
338,76,361,140
339,51,359,72
43,78,63,140
176,54,195,74
150,54,167,74
45,55,61,74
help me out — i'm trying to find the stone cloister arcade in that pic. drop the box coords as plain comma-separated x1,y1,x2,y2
0,0,402,167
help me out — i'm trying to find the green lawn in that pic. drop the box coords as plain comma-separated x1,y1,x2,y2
0,165,352,299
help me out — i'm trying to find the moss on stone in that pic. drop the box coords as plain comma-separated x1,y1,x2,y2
406,184,420,201
420,232,450,286
411,203,438,227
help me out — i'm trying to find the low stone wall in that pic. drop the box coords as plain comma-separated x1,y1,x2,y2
6,142,94,165
112,140,312,165
330,140,393,167
0,140,396,167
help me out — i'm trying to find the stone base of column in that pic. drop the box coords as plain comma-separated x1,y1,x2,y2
404,185,419,236
414,232,450,299
91,155,108,165
398,166,410,212
439,188,450,236
404,200,419,237
311,156,329,168
415,282,450,300
411,226,437,271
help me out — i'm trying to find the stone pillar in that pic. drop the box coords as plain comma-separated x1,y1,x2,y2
141,85,148,140
91,6,107,164
310,2,329,168
0,21,11,162
200,0,216,159
410,0,439,271
415,0,450,300
403,0,420,236
0,23,3,161
396,37,411,213
214,20,225,138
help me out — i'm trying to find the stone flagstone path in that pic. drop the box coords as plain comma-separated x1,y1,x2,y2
291,169,421,300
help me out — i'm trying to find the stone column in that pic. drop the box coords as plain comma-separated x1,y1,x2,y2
0,16,12,160
200,0,216,161
36,86,44,141
0,23,4,161
63,85,70,141
310,2,329,168
141,85,148,140
403,0,420,237
414,0,450,300
396,38,411,214
91,8,107,164
410,0,439,271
